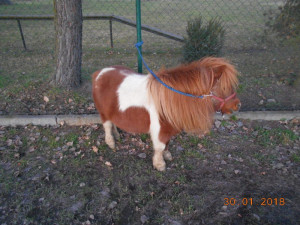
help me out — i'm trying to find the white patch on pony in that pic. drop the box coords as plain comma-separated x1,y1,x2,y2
117,74,150,111
96,67,115,81
117,73,167,170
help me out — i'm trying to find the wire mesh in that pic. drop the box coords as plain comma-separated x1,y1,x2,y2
0,0,299,111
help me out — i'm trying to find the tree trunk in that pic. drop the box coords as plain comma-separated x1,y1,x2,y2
53,0,82,88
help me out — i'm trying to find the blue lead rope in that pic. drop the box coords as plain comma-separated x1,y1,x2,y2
135,41,210,99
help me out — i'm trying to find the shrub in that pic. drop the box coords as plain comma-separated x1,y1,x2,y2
183,16,225,63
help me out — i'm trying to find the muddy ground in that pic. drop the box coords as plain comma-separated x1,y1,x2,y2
0,118,299,225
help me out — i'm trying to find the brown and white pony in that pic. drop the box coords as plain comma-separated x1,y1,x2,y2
92,57,240,171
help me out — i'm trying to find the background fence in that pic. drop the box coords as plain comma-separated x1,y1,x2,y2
0,0,299,112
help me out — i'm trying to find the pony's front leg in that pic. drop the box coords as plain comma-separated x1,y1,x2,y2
152,138,167,171
103,121,115,149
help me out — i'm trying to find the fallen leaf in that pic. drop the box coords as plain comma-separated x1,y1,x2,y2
28,146,35,152
66,141,73,146
92,146,98,153
43,96,49,103
105,161,112,167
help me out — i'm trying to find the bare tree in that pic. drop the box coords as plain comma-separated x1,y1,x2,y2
53,0,82,88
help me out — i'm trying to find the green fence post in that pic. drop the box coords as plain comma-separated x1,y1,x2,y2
136,0,142,73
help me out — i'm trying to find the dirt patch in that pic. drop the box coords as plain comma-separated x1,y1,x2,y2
0,80,97,116
1,119,299,224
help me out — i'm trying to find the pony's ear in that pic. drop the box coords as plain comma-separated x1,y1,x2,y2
212,65,226,80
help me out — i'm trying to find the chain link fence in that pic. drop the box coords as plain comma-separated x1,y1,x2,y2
0,0,299,111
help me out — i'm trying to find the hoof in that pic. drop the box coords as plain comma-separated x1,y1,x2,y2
105,136,115,150
153,160,166,171
163,151,173,161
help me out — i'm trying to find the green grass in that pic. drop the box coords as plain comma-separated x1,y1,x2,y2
291,153,300,163
140,133,149,143
254,127,299,147
0,0,299,114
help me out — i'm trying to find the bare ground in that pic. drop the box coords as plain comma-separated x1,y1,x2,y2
0,118,299,225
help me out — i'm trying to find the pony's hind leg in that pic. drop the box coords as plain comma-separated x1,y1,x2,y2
162,142,172,161
112,124,120,140
103,121,115,149
163,150,173,161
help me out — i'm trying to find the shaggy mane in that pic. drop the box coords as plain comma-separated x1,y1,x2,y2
148,57,238,134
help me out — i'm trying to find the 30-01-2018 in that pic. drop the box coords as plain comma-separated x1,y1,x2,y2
224,198,285,206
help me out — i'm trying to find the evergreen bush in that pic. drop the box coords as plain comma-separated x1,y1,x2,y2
183,16,225,63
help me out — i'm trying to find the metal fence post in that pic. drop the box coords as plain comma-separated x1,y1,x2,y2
136,0,142,73
17,19,27,50
109,19,113,48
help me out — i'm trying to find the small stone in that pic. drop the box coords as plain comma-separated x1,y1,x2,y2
138,153,146,159
237,121,243,127
42,137,48,142
140,215,148,224
274,163,284,169
267,99,276,103
219,212,228,216
176,146,184,151
100,190,110,198
234,169,241,174
108,201,117,209
83,220,91,225
80,182,85,187
221,205,227,211
258,100,264,105
221,160,227,165
28,146,35,152
215,120,221,128
70,202,83,212
253,213,260,221
89,214,95,220
168,220,182,225
7,139,13,146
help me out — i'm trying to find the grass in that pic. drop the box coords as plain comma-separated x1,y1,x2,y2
291,153,300,163
1,1,299,113
254,127,299,147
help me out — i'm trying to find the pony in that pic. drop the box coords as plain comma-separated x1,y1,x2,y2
92,57,240,171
